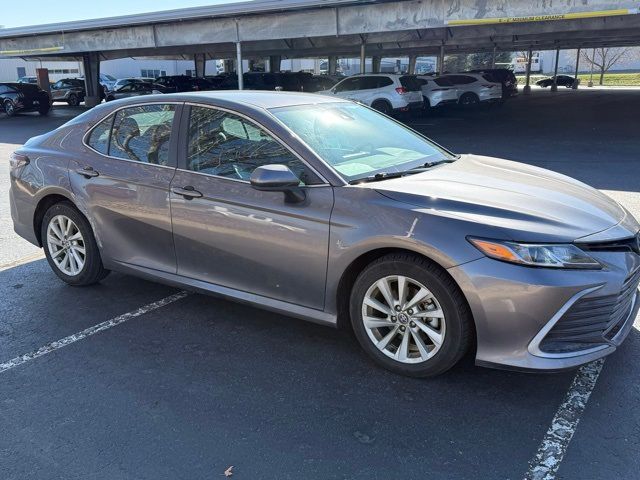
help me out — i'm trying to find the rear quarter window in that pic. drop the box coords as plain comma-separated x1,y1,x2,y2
86,114,114,155
399,76,422,91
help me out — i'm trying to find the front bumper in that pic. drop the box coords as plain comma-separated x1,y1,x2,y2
448,253,640,371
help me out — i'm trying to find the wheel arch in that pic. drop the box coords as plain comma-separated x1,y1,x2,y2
335,246,476,346
33,192,76,247
371,98,393,111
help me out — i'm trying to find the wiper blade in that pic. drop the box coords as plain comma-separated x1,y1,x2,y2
413,158,457,169
349,171,405,184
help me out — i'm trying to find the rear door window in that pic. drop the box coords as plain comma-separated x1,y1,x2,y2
109,104,176,165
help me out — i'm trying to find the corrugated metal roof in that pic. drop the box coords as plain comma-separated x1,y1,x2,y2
0,0,371,39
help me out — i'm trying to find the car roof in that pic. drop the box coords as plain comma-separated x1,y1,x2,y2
157,90,351,109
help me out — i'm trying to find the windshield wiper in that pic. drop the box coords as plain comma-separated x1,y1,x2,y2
349,171,406,184
410,158,457,170
349,158,458,185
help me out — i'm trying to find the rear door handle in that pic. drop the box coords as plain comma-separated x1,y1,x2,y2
171,185,203,199
75,166,99,178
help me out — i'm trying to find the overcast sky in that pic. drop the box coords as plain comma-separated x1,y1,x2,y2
1,0,243,28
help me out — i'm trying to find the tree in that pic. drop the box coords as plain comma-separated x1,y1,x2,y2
580,47,639,85
466,51,512,70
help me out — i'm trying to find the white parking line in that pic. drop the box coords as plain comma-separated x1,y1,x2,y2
524,359,605,480
0,251,45,272
0,291,189,374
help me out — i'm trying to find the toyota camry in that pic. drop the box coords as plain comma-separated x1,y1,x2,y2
9,91,640,376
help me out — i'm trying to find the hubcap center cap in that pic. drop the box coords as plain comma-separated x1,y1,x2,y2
397,312,410,324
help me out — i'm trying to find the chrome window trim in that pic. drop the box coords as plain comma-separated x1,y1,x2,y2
182,102,330,187
528,284,610,359
81,101,182,170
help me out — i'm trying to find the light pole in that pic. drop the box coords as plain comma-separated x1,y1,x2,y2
588,48,595,87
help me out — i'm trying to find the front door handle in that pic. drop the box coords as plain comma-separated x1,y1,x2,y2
75,166,99,178
171,185,203,199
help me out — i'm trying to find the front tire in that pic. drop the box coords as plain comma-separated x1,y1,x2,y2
4,99,16,117
42,202,109,286
459,92,479,107
349,253,472,377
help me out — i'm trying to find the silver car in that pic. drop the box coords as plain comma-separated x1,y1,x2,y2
9,92,640,376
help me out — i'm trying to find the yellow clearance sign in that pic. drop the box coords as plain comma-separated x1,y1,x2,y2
445,8,639,26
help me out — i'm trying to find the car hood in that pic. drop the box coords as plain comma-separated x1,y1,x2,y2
367,154,637,242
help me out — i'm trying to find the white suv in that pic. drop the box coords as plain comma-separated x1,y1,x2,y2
417,75,459,110
320,74,423,115
439,73,502,105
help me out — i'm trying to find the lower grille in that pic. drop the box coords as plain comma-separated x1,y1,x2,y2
540,267,640,354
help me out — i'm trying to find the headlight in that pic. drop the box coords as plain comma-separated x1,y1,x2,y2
468,237,602,269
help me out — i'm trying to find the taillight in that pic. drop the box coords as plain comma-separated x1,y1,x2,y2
10,152,30,169
395,86,407,95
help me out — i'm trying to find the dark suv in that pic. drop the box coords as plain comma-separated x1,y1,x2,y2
153,75,214,93
0,82,51,116
467,68,518,98
50,78,86,106
212,72,316,92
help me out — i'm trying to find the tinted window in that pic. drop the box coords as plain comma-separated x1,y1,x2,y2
334,77,360,93
449,75,476,85
186,106,318,184
110,104,175,165
87,114,113,155
434,77,454,87
399,76,422,91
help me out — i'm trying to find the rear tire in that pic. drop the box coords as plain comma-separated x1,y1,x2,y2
349,253,473,377
67,94,79,106
41,202,110,286
371,100,392,116
38,105,50,116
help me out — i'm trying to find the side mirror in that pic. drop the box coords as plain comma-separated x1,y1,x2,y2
250,164,306,203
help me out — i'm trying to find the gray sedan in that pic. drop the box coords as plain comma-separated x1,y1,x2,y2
9,92,640,376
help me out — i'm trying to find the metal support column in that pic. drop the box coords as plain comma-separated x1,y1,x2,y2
236,42,243,90
490,46,497,69
360,42,366,74
328,55,337,75
408,55,417,74
572,48,581,89
82,52,101,107
523,47,533,95
438,45,445,74
372,56,381,73
194,53,206,77
268,55,281,73
551,48,560,92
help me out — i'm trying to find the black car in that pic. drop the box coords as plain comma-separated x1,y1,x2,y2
300,75,337,92
153,75,214,93
0,82,51,116
212,72,315,91
467,68,518,98
105,82,157,101
536,75,576,88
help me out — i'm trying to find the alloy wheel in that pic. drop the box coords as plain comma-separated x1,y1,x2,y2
361,275,446,364
46,215,86,276
4,100,15,116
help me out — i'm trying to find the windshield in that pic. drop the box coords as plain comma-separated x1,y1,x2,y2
269,102,454,182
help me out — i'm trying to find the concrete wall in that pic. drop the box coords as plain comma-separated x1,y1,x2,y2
0,59,82,82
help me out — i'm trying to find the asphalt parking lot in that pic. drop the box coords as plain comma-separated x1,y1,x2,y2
1,88,639,480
